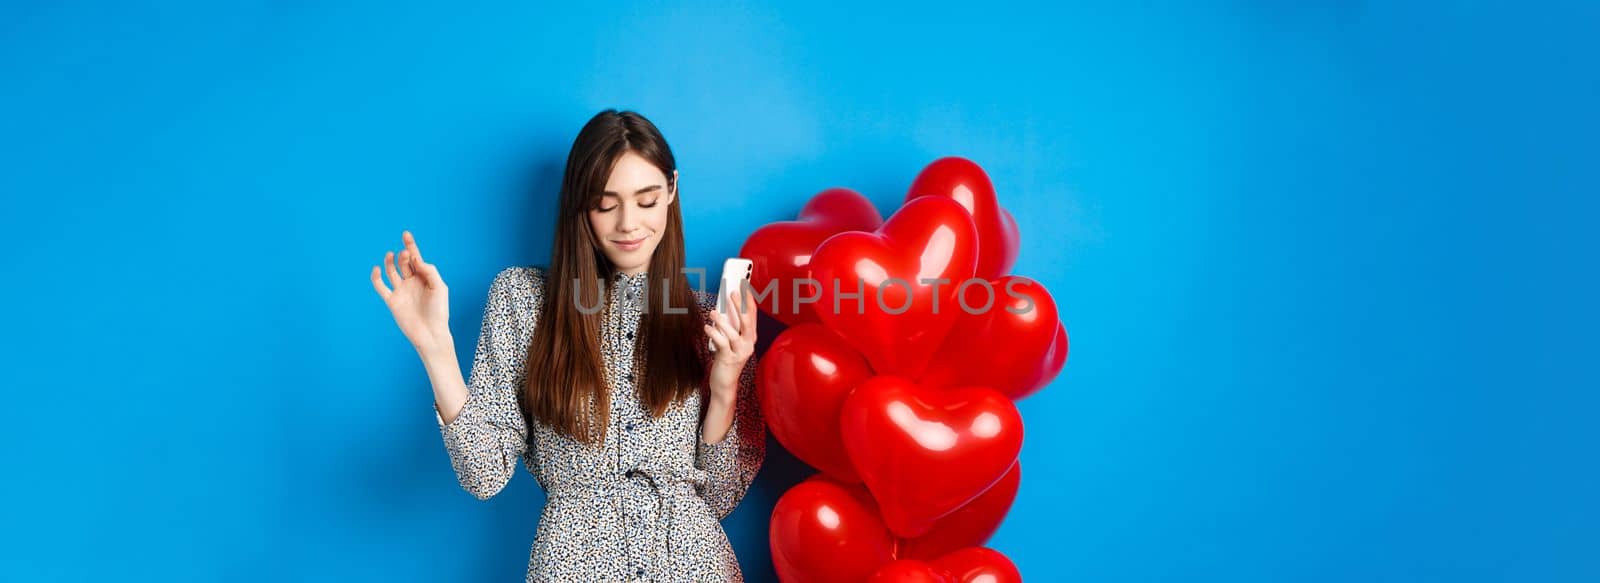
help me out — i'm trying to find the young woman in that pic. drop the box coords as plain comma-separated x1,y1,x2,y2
370,109,765,582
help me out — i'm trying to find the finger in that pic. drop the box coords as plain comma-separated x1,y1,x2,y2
723,289,744,334
384,251,402,287
370,265,392,299
410,259,430,288
730,289,746,334
403,230,420,257
713,309,742,352
420,261,445,290
704,323,730,352
404,230,426,266
399,249,415,279
738,289,757,339
711,304,734,336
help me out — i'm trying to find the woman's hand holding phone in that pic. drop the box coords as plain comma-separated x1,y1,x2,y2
705,278,757,402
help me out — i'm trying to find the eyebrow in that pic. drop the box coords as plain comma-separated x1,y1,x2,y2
601,185,663,196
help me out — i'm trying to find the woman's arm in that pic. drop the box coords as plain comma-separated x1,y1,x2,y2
700,375,735,445
696,354,765,519
696,288,766,519
371,234,535,501
425,345,468,424
432,267,535,501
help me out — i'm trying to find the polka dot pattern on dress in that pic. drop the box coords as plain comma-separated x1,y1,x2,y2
435,265,764,582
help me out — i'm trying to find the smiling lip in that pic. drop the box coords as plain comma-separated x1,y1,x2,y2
614,237,646,250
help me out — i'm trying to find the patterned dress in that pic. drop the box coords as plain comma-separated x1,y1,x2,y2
433,266,765,582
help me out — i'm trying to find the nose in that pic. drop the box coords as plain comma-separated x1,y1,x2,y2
615,204,641,238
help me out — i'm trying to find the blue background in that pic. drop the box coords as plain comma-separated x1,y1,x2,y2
4,1,1596,581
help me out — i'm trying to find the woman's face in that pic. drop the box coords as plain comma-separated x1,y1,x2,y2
589,150,677,275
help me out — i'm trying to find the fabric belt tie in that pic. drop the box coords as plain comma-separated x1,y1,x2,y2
548,462,707,580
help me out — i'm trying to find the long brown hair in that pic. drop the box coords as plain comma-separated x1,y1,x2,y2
522,109,709,445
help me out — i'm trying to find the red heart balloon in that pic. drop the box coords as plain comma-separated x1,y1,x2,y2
899,462,1021,560
770,476,898,583
919,276,1069,400
867,560,953,583
840,376,1024,538
758,323,875,482
869,547,1022,583
810,196,978,376
930,547,1022,583
741,187,884,325
1045,322,1068,388
905,157,1020,280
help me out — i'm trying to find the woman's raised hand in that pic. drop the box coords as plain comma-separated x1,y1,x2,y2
371,230,452,356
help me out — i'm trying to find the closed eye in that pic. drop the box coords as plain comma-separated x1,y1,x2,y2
593,197,659,212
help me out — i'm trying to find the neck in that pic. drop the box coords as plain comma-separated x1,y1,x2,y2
613,262,649,276
615,268,647,277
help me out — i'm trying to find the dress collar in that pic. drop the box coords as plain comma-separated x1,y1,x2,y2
611,270,650,304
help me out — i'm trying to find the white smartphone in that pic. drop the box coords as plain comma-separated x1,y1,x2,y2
709,257,754,352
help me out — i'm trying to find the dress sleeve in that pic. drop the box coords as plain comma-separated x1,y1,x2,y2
435,266,537,501
695,347,766,520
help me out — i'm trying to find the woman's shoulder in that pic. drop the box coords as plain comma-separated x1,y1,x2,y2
488,265,548,302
